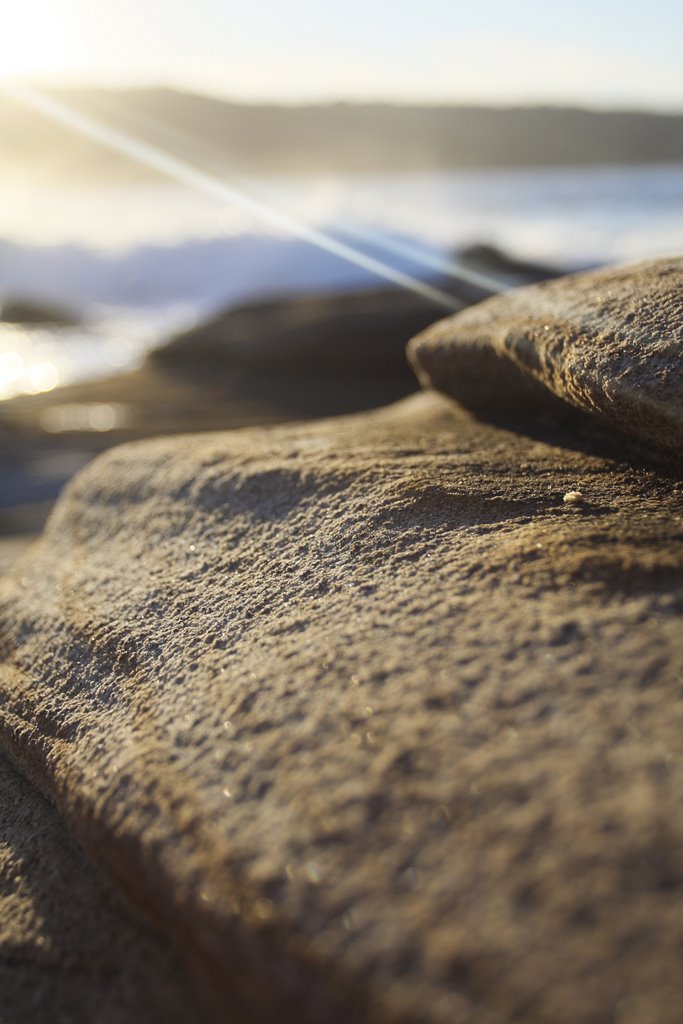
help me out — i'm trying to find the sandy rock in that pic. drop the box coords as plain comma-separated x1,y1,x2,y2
408,257,683,456
0,535,36,576
0,391,682,1023
0,751,203,1022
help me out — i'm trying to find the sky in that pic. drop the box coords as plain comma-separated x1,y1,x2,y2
1,0,682,110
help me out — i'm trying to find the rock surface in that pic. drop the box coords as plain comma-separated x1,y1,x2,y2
408,257,683,456
1,391,682,1023
0,751,203,1022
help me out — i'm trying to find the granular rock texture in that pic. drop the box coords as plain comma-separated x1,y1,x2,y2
0,391,682,1023
0,752,204,1022
408,257,683,456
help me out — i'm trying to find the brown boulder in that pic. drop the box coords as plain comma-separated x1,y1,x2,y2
0,391,681,1022
408,257,683,457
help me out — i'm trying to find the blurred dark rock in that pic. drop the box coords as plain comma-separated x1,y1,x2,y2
0,296,80,327
459,242,566,285
153,287,438,376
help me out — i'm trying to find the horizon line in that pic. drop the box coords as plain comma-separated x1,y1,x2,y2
5,76,683,118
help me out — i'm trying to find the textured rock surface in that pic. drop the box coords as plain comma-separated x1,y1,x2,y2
1,392,682,1023
408,258,683,456
0,751,203,1022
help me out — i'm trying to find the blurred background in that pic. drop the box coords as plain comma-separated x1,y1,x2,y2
0,0,682,564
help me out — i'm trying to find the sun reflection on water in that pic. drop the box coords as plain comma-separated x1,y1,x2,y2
0,325,63,399
0,316,153,402
39,402,127,433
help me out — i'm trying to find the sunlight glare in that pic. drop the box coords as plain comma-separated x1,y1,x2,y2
0,1,73,80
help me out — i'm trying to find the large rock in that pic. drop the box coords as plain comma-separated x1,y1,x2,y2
1,391,682,1023
408,257,683,456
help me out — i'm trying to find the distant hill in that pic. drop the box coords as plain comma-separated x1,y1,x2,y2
2,86,682,180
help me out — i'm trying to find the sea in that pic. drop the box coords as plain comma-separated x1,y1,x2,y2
0,163,681,401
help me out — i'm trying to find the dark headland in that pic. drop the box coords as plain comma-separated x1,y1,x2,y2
3,87,683,179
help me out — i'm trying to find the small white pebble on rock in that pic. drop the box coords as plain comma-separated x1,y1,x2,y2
563,490,584,504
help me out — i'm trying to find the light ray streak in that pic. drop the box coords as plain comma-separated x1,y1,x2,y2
331,223,507,295
5,84,472,313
